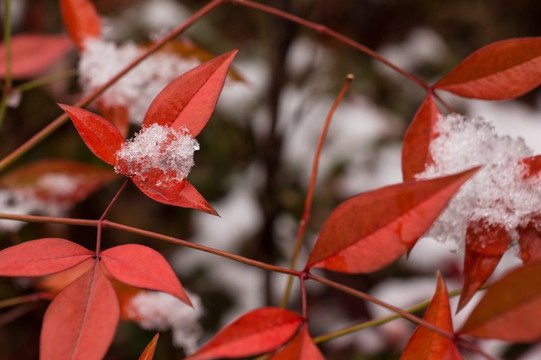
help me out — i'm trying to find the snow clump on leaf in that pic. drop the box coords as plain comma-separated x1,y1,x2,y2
416,113,541,247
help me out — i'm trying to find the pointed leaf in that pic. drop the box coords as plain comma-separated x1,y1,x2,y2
401,272,463,360
142,50,238,136
60,104,125,166
100,244,191,306
139,333,159,360
305,168,479,273
41,260,119,360
132,175,218,215
186,307,303,360
270,325,325,360
457,219,509,312
460,261,541,341
517,217,541,264
434,37,541,100
0,159,117,207
402,93,441,181
60,0,101,50
0,238,93,277
97,99,130,138
0,34,73,79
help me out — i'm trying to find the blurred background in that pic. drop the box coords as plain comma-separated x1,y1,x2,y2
1,0,541,359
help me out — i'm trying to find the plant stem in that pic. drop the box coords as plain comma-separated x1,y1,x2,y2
14,69,78,93
0,0,226,172
0,292,52,310
96,179,129,254
280,74,353,308
0,0,12,129
0,212,98,227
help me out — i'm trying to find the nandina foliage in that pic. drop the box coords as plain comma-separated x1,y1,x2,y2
305,167,478,273
186,307,303,360
270,324,325,360
59,0,100,50
400,272,462,360
138,334,159,360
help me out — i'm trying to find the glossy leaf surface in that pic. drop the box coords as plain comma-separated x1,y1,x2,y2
434,37,541,99
60,104,125,166
132,175,218,215
401,93,440,181
270,325,325,360
138,333,159,360
100,244,191,306
460,261,541,341
457,219,509,312
0,238,93,277
401,272,462,360
305,168,479,273
60,0,101,50
40,260,119,360
142,50,238,136
97,100,130,138
0,34,73,79
186,307,303,360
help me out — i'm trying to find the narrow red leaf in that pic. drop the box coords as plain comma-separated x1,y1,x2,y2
60,104,125,166
0,159,117,207
270,325,325,360
139,333,159,360
0,34,73,79
142,50,238,136
305,167,479,273
434,37,541,100
186,307,303,360
132,175,218,215
100,244,191,306
401,93,441,181
97,99,130,138
517,218,541,264
519,155,541,181
40,260,119,360
0,238,93,277
460,261,541,341
60,0,101,50
401,272,463,360
457,219,509,312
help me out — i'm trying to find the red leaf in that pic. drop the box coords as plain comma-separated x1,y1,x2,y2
519,155,541,181
0,238,93,277
270,325,325,360
142,50,238,136
60,0,101,50
100,244,191,306
60,104,125,166
0,159,117,207
186,307,303,360
132,174,218,215
434,37,541,100
457,219,509,312
97,99,130,138
401,93,441,181
40,260,119,360
517,218,541,264
139,333,159,360
460,262,541,341
0,34,73,79
305,168,479,273
401,272,463,360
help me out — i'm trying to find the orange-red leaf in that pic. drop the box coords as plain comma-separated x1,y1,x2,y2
460,261,541,341
186,307,303,360
401,272,463,360
60,104,125,166
97,100,130,138
60,0,101,50
139,333,159,360
457,219,509,312
40,260,119,360
517,218,541,264
402,93,441,181
520,155,541,181
0,34,73,79
270,324,325,360
132,175,218,215
100,244,191,306
305,168,479,273
142,50,238,136
434,37,541,100
0,159,117,207
0,238,93,277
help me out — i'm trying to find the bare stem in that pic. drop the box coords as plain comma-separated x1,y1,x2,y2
0,292,52,310
280,74,353,308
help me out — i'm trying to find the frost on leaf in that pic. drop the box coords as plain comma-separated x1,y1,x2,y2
416,113,541,248
114,124,199,188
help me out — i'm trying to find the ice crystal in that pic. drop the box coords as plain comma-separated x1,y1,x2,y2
416,113,541,246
